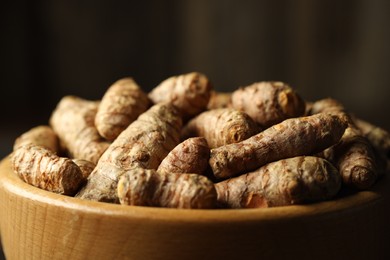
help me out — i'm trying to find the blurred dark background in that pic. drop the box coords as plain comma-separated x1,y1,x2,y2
1,0,390,158
0,1,389,258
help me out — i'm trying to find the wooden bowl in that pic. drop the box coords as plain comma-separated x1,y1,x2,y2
1,155,390,260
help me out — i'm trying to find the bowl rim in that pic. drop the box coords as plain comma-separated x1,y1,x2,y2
1,155,388,223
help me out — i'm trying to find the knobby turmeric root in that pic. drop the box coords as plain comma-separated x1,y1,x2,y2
117,168,217,209
157,137,210,175
215,156,341,208
13,125,59,153
12,144,84,195
209,112,348,180
231,81,305,128
181,108,260,148
324,127,378,189
354,117,390,159
50,96,110,164
95,77,150,141
148,72,212,120
76,103,182,202
354,118,390,175
311,98,378,189
209,113,347,179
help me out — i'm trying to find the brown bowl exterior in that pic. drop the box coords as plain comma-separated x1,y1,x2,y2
1,156,390,260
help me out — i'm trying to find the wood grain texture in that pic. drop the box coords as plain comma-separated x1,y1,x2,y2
1,156,390,260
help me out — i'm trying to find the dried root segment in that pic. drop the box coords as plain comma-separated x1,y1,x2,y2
12,144,84,195
354,118,390,175
207,91,232,109
311,98,378,189
50,96,110,164
13,125,59,153
324,127,378,189
72,159,96,180
157,137,210,175
117,168,217,209
100,103,183,170
95,77,150,141
210,112,348,180
354,118,390,159
215,156,341,208
181,108,259,148
148,72,212,120
76,103,182,202
231,81,305,128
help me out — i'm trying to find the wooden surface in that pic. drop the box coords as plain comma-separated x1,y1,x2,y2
1,155,390,260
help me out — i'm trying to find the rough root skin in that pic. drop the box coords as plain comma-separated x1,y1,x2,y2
311,98,378,189
50,96,110,164
215,156,341,208
72,159,96,180
354,118,390,155
323,127,378,189
118,168,217,209
11,144,84,195
76,103,182,202
181,108,260,148
209,112,348,180
231,81,305,128
354,117,390,174
13,125,59,153
95,77,150,141
157,137,210,175
148,72,212,119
